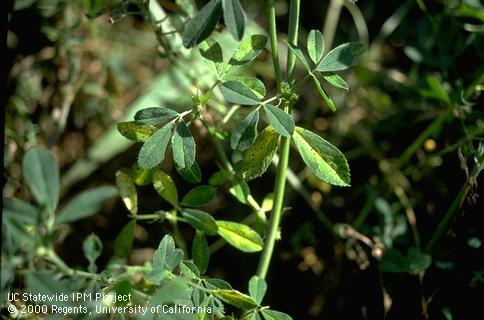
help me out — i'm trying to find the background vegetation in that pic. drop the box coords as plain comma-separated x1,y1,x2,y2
3,0,483,319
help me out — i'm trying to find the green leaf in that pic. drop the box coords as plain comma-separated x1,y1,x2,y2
407,247,432,275
180,260,200,278
250,313,263,320
151,278,189,305
229,176,250,204
26,271,71,307
172,121,196,169
316,42,365,72
56,186,117,224
138,121,176,169
229,34,267,65
286,41,311,72
420,76,451,104
181,208,219,235
261,309,293,320
3,197,39,225
114,221,136,258
115,170,137,215
166,248,183,272
134,107,179,126
117,122,157,142
22,147,60,212
205,278,233,290
263,104,295,137
225,76,266,98
248,276,267,304
222,0,245,41
176,161,202,183
379,249,409,273
83,233,102,273
216,221,263,252
311,74,336,111
181,185,217,207
231,109,259,151
153,234,176,270
192,230,209,274
261,193,274,212
212,290,259,310
307,29,325,64
323,74,349,91
220,81,261,105
199,38,223,64
152,170,178,206
132,167,157,189
292,127,350,186
239,126,279,180
182,0,222,48
209,170,229,185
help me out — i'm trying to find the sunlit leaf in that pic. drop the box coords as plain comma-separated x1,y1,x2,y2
153,170,178,206
229,176,250,204
212,290,259,310
115,170,137,215
216,221,263,252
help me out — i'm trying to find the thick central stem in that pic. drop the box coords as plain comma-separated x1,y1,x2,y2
256,0,300,279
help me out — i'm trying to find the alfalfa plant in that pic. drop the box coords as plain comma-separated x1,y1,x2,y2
115,0,364,317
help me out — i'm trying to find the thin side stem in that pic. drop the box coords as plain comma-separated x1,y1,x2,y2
267,0,283,91
286,0,300,82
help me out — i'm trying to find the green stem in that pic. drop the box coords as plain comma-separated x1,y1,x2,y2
267,0,283,91
46,249,98,279
286,0,300,82
256,0,300,279
425,158,483,253
396,110,450,170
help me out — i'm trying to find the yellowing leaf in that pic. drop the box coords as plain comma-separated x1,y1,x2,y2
216,221,263,252
239,126,279,180
292,127,350,186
